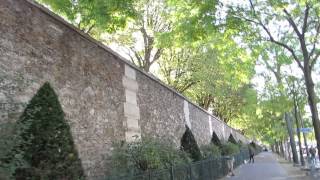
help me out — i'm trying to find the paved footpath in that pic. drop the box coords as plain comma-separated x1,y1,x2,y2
223,152,311,180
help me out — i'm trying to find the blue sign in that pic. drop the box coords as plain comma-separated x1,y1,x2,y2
297,128,313,133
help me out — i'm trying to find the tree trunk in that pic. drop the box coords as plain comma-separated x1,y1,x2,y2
285,113,299,164
282,140,289,160
272,144,275,153
287,140,292,162
293,106,305,166
304,70,320,161
275,141,280,154
280,140,285,157
299,110,310,157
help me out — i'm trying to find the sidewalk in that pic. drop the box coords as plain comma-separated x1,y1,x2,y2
275,155,312,180
222,152,312,180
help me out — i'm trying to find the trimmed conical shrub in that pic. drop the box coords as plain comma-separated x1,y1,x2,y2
211,131,222,147
180,125,202,161
228,134,237,144
6,82,84,179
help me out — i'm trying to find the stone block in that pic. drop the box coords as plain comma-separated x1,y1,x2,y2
124,102,140,119
126,117,140,130
122,76,138,91
124,64,136,80
125,89,137,105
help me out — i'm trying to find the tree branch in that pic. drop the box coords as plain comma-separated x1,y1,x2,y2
311,52,320,69
246,1,303,68
283,9,302,37
150,48,163,65
309,23,320,59
85,23,95,34
130,47,144,68
268,39,303,70
178,81,197,93
284,7,310,66
262,57,277,75
302,4,310,35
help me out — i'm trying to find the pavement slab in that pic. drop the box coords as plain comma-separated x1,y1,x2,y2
222,152,312,180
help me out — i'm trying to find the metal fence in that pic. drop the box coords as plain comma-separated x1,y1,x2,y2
105,148,251,180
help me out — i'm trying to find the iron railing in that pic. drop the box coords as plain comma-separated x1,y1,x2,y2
104,148,253,180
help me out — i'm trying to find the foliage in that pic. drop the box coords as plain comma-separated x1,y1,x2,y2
103,0,170,72
220,142,240,156
158,34,256,123
180,126,202,161
110,137,191,176
1,82,84,179
0,122,18,179
225,0,320,150
163,0,221,44
200,144,221,159
37,0,136,35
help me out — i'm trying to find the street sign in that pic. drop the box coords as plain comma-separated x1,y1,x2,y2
297,127,313,133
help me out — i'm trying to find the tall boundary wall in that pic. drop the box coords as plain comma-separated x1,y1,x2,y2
0,0,249,178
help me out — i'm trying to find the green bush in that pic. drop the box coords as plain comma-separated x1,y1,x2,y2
110,137,191,176
221,142,240,156
2,82,84,179
200,144,221,158
239,143,249,150
180,126,202,161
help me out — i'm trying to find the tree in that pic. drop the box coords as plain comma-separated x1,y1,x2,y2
157,47,197,93
255,90,289,152
157,32,256,123
258,44,299,163
227,0,320,159
105,0,170,72
3,82,84,179
37,0,136,36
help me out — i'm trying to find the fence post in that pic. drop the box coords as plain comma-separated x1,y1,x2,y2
148,170,151,180
170,166,174,180
209,158,213,179
189,164,192,180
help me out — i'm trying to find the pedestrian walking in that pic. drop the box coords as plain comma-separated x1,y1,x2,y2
249,142,255,163
309,146,316,165
226,155,235,176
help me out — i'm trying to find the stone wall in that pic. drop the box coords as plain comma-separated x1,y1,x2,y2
0,0,248,178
